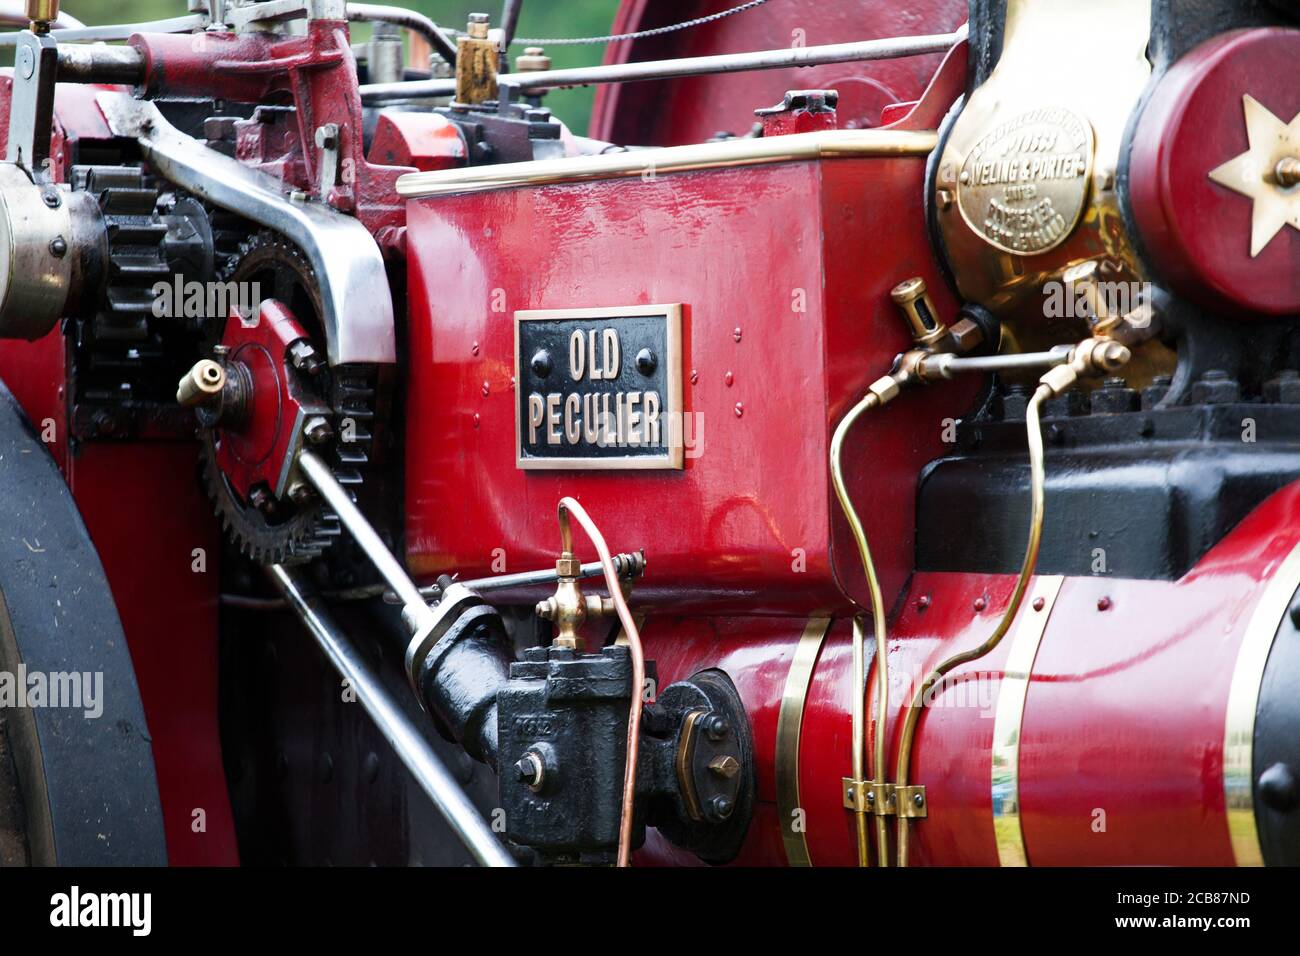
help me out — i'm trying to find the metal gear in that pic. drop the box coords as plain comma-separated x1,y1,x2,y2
199,232,376,565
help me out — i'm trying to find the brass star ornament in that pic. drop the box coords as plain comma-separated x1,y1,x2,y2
1208,94,1300,257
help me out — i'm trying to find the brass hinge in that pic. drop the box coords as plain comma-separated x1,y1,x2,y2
842,779,927,818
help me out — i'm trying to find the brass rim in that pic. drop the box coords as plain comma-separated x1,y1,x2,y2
397,129,939,198
990,574,1063,867
775,617,832,867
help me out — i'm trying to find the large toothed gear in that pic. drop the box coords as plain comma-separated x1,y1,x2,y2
198,233,376,565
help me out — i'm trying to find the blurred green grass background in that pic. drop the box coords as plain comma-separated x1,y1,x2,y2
39,1,623,132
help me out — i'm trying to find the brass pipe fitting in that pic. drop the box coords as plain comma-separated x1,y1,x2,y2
25,0,57,32
176,359,226,407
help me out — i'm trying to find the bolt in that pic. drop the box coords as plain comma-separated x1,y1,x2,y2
42,188,60,208
701,713,730,741
709,794,734,820
530,349,552,379
289,341,323,375
48,236,67,258
708,755,741,779
636,348,658,376
248,485,275,514
914,792,925,807
304,416,333,446
515,752,544,792
917,594,931,611
314,124,339,151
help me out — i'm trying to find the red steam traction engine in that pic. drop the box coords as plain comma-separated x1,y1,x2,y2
0,0,1296,868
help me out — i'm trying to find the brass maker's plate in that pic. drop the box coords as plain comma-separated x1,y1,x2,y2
514,304,683,470
956,107,1095,256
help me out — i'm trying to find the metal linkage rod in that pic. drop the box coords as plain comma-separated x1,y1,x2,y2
360,28,965,103
296,450,435,633
346,3,458,66
410,552,645,601
269,564,515,868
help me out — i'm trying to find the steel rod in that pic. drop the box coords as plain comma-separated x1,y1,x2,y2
360,28,964,103
297,450,435,632
926,345,1074,377
269,564,515,868
413,552,643,600
0,14,205,46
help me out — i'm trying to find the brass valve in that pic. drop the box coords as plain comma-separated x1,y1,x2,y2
535,551,614,650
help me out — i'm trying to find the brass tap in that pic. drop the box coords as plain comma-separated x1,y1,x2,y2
535,551,614,650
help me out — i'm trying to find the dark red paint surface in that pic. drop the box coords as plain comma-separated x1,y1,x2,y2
0,80,238,865
1128,28,1300,316
591,0,968,145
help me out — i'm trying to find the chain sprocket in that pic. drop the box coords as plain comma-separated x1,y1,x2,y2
199,232,376,565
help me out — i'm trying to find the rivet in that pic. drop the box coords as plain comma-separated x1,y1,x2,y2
481,381,490,397
363,751,381,783
1097,596,1112,612
734,402,744,417
917,594,931,611
690,368,698,385
1032,597,1045,612
733,327,742,343
471,341,480,356
973,596,986,612
724,370,734,387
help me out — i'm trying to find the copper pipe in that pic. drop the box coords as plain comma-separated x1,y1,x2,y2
893,383,1051,867
556,497,645,868
829,391,889,866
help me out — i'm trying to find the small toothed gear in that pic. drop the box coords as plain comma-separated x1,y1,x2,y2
198,233,377,565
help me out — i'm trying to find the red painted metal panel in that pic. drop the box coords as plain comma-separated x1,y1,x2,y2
639,484,1300,866
404,152,977,614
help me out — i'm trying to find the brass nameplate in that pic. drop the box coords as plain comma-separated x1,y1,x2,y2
514,304,684,470
956,107,1094,256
